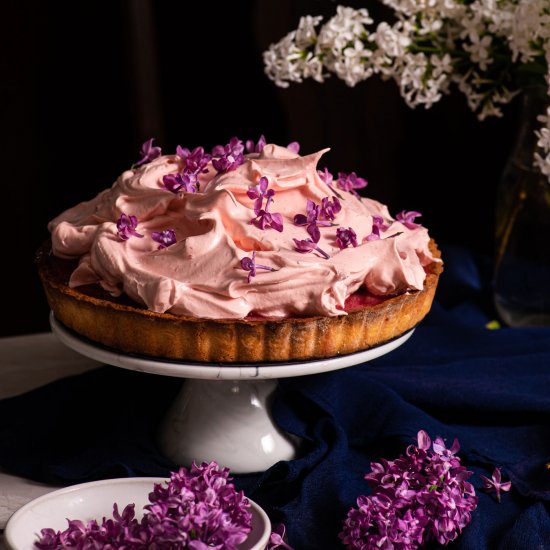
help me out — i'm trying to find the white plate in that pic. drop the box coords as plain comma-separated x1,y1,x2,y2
50,312,414,380
5,477,271,550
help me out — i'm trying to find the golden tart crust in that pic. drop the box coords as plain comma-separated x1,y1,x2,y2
37,241,442,363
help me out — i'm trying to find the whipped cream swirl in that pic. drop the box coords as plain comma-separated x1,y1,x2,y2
49,144,438,319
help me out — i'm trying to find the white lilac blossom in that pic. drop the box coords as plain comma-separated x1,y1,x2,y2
264,2,550,181
339,430,478,549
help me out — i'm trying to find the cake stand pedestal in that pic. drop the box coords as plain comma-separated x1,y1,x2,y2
50,313,413,474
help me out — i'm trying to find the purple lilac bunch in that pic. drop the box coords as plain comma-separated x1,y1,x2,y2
35,463,252,550
340,430,478,550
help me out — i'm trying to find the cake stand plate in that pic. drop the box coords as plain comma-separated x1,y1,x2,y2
50,313,413,473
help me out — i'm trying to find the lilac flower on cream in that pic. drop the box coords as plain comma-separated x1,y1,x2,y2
135,138,161,167
212,137,245,173
336,227,358,249
152,229,176,249
397,210,422,229
365,215,389,241
249,176,284,232
241,251,277,283
337,171,368,197
116,214,144,241
293,238,330,259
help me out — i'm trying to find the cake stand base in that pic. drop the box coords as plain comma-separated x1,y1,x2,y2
159,379,297,473
50,313,413,473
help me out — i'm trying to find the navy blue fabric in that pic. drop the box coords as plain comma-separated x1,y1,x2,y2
1,245,549,549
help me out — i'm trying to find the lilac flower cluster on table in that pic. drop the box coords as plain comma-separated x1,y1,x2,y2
339,430,514,550
263,3,550,181
35,462,252,550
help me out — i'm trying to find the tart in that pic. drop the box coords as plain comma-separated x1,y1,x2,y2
38,138,442,363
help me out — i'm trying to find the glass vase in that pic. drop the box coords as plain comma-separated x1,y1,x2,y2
493,88,550,326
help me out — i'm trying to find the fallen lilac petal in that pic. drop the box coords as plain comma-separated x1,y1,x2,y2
267,523,294,550
480,467,512,503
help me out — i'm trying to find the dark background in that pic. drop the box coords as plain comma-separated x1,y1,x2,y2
2,1,520,337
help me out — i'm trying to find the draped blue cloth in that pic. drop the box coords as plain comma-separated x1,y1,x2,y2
1,245,549,549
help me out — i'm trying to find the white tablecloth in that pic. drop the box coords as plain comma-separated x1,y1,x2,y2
0,332,100,544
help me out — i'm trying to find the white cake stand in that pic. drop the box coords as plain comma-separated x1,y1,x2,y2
50,313,413,474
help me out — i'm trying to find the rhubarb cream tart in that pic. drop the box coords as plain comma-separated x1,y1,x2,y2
38,137,442,362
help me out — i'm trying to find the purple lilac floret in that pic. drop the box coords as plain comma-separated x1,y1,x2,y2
116,213,144,241
162,172,198,194
162,145,211,194
396,210,422,229
337,172,368,198
293,238,330,259
151,229,177,249
211,137,245,173
339,430,478,550
337,227,358,249
246,135,267,154
248,176,284,232
365,215,389,242
176,145,211,174
287,141,300,154
293,198,337,243
240,251,277,283
135,138,162,167
320,196,342,221
35,463,252,550
318,167,334,187
267,523,295,550
318,167,345,200
480,467,512,503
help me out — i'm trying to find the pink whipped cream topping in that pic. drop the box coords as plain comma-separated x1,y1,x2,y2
49,143,438,320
